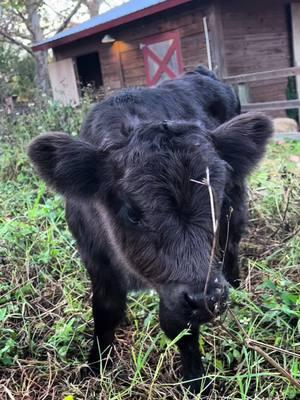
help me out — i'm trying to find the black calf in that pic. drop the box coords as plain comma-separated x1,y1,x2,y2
28,66,273,394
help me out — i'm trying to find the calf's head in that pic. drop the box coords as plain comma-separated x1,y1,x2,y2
28,113,272,324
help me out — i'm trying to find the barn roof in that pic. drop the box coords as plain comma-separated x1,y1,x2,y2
32,0,192,52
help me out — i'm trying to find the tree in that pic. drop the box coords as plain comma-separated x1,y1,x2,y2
81,0,127,18
0,0,126,98
0,0,82,95
0,43,35,103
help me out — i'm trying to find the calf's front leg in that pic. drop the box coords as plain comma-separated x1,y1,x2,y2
84,257,127,374
222,240,240,288
88,281,127,371
159,299,209,394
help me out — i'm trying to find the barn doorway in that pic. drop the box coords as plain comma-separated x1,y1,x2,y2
76,52,103,95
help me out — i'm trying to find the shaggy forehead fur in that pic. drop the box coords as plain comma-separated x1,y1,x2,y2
110,118,226,221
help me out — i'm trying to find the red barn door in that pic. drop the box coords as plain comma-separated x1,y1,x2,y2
141,31,184,86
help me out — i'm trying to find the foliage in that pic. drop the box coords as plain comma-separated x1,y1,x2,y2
0,1,126,100
0,43,36,103
0,105,299,399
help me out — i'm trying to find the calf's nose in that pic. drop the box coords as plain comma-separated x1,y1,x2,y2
183,281,228,318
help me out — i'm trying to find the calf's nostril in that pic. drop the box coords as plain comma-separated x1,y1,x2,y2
183,283,229,312
184,292,201,309
184,290,223,309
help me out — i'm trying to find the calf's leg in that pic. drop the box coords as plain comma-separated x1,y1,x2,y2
159,299,209,394
89,281,127,370
220,200,247,288
65,202,128,374
222,240,240,288
85,256,127,373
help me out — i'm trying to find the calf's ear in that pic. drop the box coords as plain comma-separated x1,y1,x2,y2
28,132,108,198
212,113,273,177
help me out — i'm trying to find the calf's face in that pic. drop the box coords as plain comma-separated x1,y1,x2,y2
28,113,272,324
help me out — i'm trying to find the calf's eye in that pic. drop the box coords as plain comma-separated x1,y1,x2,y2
126,207,141,225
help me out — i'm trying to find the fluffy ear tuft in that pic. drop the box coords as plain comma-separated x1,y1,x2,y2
212,113,273,177
160,120,201,135
28,132,106,197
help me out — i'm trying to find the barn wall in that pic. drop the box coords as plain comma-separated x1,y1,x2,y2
220,0,293,104
52,0,296,107
54,2,210,95
100,2,209,92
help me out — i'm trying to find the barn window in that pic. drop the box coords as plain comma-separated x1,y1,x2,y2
141,31,184,86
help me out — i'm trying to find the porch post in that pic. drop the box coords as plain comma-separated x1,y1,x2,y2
207,0,226,78
291,2,300,114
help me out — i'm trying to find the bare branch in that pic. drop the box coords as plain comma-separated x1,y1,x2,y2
190,167,219,319
8,0,35,36
221,206,233,268
44,1,72,18
226,309,300,391
247,341,300,390
4,29,32,41
56,0,82,33
246,338,300,359
0,29,34,56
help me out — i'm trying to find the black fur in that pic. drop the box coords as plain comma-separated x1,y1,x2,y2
28,66,273,394
28,132,109,197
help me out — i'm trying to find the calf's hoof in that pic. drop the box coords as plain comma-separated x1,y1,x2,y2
79,364,98,380
79,347,114,380
182,362,212,395
183,375,212,396
70,363,98,383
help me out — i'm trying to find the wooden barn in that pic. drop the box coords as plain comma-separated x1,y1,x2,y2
32,0,300,114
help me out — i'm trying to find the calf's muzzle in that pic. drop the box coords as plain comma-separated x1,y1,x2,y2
159,274,229,325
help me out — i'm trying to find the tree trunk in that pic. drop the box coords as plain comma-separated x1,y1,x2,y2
84,0,102,17
26,1,50,95
34,50,50,94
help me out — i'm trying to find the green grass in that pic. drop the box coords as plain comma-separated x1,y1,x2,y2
0,105,299,399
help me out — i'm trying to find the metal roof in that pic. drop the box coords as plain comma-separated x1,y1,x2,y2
32,0,192,52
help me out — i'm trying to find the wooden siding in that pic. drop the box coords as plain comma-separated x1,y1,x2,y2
101,2,209,93
54,2,209,94
52,0,296,109
220,0,292,105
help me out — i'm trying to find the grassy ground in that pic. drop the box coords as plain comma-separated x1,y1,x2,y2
0,103,299,399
